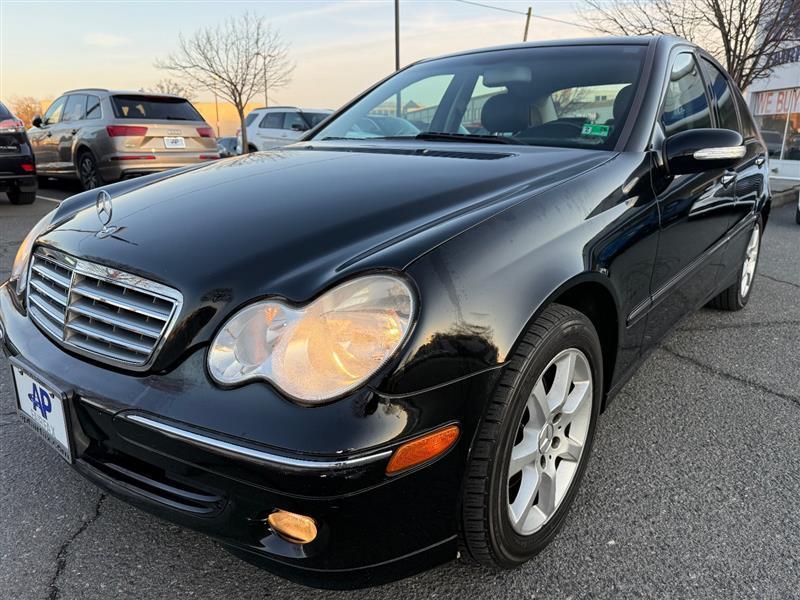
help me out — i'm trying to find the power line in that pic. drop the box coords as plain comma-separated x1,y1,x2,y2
453,0,527,16
452,0,597,32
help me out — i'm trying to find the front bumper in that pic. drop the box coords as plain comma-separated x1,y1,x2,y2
0,282,495,588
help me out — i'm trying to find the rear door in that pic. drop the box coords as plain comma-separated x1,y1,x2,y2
57,94,87,169
29,96,67,170
644,51,734,346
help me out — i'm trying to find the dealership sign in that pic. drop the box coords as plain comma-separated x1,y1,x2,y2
753,87,800,116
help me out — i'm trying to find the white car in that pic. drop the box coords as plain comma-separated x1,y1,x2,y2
237,107,332,153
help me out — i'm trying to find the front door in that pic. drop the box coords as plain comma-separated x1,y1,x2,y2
29,96,67,171
643,51,737,347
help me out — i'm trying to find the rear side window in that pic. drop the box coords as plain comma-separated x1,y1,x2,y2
244,112,260,127
259,112,284,129
0,102,12,119
111,95,203,121
661,53,712,135
62,94,87,122
86,95,102,120
701,58,739,132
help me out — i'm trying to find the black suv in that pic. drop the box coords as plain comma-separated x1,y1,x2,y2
0,101,37,204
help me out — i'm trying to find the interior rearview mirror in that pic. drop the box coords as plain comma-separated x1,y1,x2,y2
32,115,43,128
664,128,745,175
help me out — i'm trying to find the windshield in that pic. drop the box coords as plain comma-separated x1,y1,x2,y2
111,95,204,121
313,45,647,150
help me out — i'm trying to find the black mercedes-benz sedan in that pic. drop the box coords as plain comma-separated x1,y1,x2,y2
1,36,770,588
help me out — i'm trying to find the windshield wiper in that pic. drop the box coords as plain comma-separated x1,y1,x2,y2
165,116,191,120
413,132,520,145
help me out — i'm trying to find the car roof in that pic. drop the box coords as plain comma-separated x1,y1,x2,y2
61,88,192,100
249,106,333,113
417,35,690,63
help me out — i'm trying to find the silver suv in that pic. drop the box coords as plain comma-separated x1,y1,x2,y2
237,106,332,153
29,89,218,190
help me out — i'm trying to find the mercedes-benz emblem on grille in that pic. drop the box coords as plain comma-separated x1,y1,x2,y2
96,190,113,227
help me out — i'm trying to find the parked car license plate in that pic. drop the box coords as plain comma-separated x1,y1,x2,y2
12,364,72,463
164,136,186,149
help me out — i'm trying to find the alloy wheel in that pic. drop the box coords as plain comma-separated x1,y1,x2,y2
507,348,593,535
79,154,100,190
740,223,760,298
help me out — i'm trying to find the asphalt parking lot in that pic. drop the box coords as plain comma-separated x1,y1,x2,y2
1,182,798,599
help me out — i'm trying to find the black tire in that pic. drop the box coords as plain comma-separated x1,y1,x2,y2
76,149,104,190
795,204,800,225
248,144,258,153
7,187,36,205
708,220,762,311
460,303,603,568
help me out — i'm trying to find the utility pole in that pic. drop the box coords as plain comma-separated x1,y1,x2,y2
255,51,269,107
394,0,400,71
523,6,532,41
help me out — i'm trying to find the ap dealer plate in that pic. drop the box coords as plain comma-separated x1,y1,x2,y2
11,360,73,463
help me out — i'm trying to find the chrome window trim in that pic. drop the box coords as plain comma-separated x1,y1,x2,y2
121,414,393,472
26,246,183,372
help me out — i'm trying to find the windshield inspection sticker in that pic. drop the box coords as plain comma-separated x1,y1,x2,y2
581,123,610,138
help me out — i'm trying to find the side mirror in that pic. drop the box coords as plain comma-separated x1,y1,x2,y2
291,122,308,132
32,115,43,128
664,128,745,174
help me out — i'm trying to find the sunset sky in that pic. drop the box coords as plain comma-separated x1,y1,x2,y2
0,0,595,110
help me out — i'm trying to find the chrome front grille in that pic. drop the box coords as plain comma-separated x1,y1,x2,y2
27,247,182,370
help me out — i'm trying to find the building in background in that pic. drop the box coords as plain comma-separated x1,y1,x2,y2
746,46,800,183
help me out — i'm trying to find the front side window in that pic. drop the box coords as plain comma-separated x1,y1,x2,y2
700,58,739,132
62,94,87,123
661,53,712,135
313,44,648,150
284,112,309,131
259,112,284,129
43,96,67,125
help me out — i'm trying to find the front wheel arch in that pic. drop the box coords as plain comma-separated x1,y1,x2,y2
511,273,622,407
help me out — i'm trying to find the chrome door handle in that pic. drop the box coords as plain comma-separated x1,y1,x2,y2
755,156,765,166
720,173,736,187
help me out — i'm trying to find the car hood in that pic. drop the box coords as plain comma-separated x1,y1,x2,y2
40,143,612,356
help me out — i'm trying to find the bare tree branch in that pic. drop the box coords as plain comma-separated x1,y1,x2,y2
578,0,800,89
142,78,197,101
155,12,295,151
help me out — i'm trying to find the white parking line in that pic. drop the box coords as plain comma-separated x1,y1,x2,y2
37,195,63,203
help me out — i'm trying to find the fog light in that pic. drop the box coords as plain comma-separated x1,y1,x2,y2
267,510,318,544
386,424,460,475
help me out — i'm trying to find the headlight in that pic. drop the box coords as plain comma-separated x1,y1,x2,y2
208,274,416,403
10,210,56,296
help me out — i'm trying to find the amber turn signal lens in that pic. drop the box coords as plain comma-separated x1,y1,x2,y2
267,510,318,544
386,424,460,475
